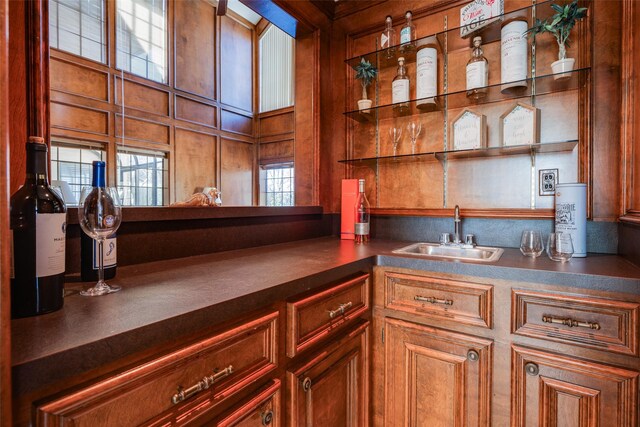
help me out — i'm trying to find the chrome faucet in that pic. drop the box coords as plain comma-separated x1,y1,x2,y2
453,205,461,244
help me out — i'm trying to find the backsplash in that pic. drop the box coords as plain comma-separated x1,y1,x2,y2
618,221,640,265
372,215,618,254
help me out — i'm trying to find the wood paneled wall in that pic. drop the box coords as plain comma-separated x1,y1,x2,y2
46,0,257,205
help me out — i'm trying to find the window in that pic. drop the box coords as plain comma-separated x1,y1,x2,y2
49,0,107,63
50,142,106,205
261,164,294,207
259,24,294,112
117,150,168,206
116,0,167,83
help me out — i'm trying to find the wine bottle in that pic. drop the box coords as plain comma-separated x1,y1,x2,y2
10,136,66,318
81,161,117,282
354,179,370,244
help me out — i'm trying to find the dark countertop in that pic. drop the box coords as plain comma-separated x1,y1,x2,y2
12,237,640,395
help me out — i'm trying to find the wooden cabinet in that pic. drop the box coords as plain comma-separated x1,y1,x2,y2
384,317,492,427
287,273,369,357
512,345,639,427
287,321,369,427
36,311,278,426
374,266,640,427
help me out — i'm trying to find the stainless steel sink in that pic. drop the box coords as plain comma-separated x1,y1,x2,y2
392,242,504,262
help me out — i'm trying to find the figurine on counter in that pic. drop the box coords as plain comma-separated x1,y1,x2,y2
171,187,222,207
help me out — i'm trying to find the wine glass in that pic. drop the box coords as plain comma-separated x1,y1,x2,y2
520,230,543,257
546,232,574,262
388,126,402,156
406,121,422,154
78,187,122,296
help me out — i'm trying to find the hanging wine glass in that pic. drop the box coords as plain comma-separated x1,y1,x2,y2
78,187,122,296
388,126,403,156
406,121,422,154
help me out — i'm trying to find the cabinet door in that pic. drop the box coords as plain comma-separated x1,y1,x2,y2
512,345,639,427
288,322,369,427
384,317,493,427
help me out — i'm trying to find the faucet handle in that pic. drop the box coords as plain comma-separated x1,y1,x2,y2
440,233,452,245
465,234,475,246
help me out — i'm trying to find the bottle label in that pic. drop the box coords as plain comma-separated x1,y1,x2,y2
501,20,528,84
93,237,117,270
416,48,438,99
35,213,66,277
355,222,370,235
392,80,410,104
381,32,389,48
466,61,487,90
400,27,411,44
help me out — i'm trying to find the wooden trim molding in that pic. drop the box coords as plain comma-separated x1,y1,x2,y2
0,0,12,423
621,0,638,216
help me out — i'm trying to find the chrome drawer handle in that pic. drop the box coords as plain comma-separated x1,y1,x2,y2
328,301,353,319
171,365,233,404
414,295,453,306
542,315,601,330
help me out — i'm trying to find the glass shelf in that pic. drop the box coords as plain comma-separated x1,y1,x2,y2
338,140,578,165
344,0,578,69
344,68,589,122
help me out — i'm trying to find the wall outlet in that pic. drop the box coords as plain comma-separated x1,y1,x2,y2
539,169,558,196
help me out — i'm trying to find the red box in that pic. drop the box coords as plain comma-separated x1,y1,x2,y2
341,179,358,240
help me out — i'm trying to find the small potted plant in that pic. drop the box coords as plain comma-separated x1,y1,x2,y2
354,57,378,113
525,0,588,79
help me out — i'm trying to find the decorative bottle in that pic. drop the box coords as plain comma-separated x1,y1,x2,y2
81,161,117,281
381,15,396,57
501,18,528,93
466,36,489,99
392,57,410,112
10,136,66,318
400,11,416,52
416,39,438,110
354,179,370,244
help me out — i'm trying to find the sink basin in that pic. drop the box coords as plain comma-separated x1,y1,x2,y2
392,242,504,262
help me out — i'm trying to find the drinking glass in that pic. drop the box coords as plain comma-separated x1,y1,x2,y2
546,232,574,262
78,187,122,296
388,126,402,156
406,121,422,154
520,230,543,257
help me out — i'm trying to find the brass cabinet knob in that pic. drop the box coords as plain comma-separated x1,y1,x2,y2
525,362,540,376
467,350,479,362
261,410,274,425
302,376,312,392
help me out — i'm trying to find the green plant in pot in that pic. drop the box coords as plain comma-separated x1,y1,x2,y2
525,0,588,80
354,58,378,112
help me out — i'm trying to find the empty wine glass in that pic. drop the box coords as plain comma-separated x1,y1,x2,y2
546,232,574,262
78,187,122,296
388,126,402,156
520,230,543,257
406,121,422,154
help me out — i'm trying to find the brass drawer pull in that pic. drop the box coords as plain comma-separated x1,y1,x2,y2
542,315,601,330
414,295,454,306
328,301,353,319
171,365,233,404
261,410,274,425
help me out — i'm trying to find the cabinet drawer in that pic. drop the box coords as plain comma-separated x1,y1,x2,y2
37,312,278,427
512,289,640,356
384,271,493,329
287,273,369,357
147,379,281,427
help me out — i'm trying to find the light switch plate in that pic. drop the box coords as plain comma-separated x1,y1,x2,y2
539,169,558,196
